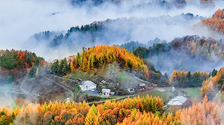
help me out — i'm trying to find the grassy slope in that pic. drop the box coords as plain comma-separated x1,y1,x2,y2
181,87,202,101
164,87,202,115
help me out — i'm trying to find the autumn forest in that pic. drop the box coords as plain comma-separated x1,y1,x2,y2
1,0,224,125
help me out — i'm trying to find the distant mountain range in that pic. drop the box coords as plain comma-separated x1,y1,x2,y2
70,0,216,7
27,13,205,49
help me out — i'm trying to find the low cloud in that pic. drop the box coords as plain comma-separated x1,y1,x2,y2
0,0,224,60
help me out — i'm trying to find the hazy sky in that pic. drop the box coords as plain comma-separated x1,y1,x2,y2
0,0,224,60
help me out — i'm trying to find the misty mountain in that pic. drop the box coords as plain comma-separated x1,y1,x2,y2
131,0,188,10
118,38,167,52
133,35,224,74
2,0,223,61
70,0,215,8
28,31,64,43
202,9,224,33
27,13,205,50
70,0,120,6
119,41,147,52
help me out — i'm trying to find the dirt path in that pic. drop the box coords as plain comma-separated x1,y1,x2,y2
19,72,29,94
19,72,75,102
132,74,153,84
19,73,160,105
46,74,78,84
44,76,74,102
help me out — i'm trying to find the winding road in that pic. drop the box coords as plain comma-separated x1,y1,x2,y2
18,72,157,105
19,72,29,94
19,71,75,102
44,76,74,102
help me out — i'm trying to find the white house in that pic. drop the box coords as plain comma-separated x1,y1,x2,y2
167,96,188,106
138,83,146,90
79,80,96,91
101,89,111,97
67,98,70,102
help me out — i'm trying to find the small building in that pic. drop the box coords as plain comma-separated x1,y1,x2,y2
79,80,96,91
171,87,175,92
167,96,190,106
101,89,111,97
100,80,107,85
138,83,146,90
127,88,135,93
67,98,70,102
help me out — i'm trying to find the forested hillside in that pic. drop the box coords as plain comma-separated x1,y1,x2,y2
132,35,224,74
1,95,224,125
71,0,216,7
0,49,45,83
169,70,209,87
51,45,163,81
202,9,224,33
27,13,205,52
201,67,224,99
0,96,163,124
0,49,44,69
118,38,166,52
1,0,224,124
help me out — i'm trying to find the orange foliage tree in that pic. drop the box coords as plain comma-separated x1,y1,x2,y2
201,9,224,33
0,95,163,125
201,67,224,98
70,45,149,79
3,95,224,124
170,70,208,87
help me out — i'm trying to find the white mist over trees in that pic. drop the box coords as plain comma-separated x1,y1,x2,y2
0,0,224,61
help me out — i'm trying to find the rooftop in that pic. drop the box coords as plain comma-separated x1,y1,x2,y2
102,89,111,93
139,83,146,86
167,96,188,106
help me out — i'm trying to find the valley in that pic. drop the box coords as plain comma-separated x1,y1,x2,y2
0,0,224,124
